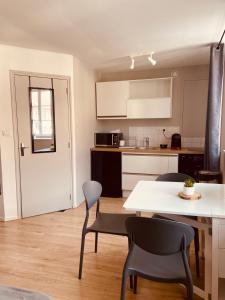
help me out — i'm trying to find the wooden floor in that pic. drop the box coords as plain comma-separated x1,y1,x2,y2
0,198,202,300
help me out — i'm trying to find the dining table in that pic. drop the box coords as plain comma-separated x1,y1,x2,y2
123,180,225,300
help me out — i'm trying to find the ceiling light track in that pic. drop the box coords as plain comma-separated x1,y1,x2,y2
148,52,157,66
129,52,157,70
130,57,134,69
216,29,225,49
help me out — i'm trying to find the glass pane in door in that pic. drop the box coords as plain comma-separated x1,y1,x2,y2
30,88,56,153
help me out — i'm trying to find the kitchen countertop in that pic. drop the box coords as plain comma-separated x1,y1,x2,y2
91,146,204,155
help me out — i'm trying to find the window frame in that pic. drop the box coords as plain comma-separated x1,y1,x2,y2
29,87,56,154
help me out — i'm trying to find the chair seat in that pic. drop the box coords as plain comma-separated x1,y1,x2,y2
127,245,186,281
88,213,136,236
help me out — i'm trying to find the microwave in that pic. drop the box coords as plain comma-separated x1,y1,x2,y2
95,133,123,148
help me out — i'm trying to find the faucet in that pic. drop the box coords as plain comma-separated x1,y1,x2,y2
143,137,150,148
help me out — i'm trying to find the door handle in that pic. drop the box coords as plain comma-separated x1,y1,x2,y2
20,143,29,156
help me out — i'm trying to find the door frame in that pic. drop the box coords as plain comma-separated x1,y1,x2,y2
10,70,73,218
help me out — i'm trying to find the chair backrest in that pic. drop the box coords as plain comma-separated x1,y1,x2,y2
126,217,194,255
156,172,194,182
82,181,102,210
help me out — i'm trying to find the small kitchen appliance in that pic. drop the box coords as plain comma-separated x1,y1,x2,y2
160,144,168,149
95,132,123,148
171,133,181,150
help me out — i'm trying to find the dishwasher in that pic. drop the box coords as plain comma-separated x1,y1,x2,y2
178,153,204,181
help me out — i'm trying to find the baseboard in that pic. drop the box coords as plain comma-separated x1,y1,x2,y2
0,216,19,222
123,190,130,198
73,198,84,208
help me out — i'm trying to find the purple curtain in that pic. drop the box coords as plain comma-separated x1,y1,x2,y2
204,43,224,171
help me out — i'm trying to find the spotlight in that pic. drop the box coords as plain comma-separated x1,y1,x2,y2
130,57,134,69
148,52,157,66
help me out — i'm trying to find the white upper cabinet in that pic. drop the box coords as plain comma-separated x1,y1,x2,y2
96,81,129,118
96,77,173,119
127,78,172,119
127,97,171,119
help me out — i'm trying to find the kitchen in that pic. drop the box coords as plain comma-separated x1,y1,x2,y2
91,64,210,198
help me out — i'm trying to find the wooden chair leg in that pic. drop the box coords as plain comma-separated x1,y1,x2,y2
134,275,137,294
78,231,86,279
95,232,98,253
186,281,193,300
194,228,200,277
129,276,133,289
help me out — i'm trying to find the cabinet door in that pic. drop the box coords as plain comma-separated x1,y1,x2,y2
91,151,122,197
178,154,204,180
127,78,172,119
127,97,172,119
122,174,157,190
122,154,169,175
96,81,129,118
168,156,178,172
91,150,104,187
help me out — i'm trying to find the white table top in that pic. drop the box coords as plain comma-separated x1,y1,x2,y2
123,181,225,218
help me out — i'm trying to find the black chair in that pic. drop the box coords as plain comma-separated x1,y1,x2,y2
120,217,194,300
156,172,194,183
78,180,136,279
154,173,200,277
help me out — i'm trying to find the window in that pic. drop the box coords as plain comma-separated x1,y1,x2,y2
30,88,56,153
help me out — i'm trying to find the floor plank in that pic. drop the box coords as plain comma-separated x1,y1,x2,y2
0,198,202,299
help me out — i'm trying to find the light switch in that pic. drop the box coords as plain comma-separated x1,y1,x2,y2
1,130,11,137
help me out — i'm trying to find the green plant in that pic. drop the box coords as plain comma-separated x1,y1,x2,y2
184,178,195,187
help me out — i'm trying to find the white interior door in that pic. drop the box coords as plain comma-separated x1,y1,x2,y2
14,74,72,217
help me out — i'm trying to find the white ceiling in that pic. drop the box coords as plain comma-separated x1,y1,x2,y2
0,0,224,72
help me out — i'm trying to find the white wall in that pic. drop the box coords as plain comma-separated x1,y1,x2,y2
0,146,4,218
73,58,99,204
0,45,95,219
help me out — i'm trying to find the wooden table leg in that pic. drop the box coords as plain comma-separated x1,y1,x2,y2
211,218,219,300
204,224,212,300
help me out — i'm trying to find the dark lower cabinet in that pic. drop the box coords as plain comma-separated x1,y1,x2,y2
91,150,122,197
178,154,204,181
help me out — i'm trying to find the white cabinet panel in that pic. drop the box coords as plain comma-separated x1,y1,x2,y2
96,81,129,118
219,225,225,249
122,154,173,175
168,156,178,172
129,78,171,99
219,250,225,278
122,174,157,190
127,97,172,119
122,154,178,192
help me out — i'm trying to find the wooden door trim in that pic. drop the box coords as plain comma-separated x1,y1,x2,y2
10,71,73,219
